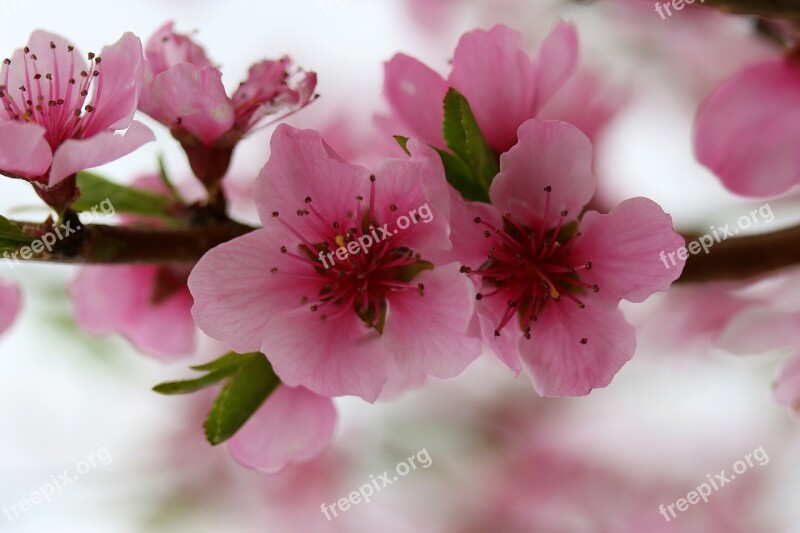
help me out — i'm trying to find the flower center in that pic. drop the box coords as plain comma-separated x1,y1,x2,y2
1,41,102,149
465,186,599,341
270,176,430,331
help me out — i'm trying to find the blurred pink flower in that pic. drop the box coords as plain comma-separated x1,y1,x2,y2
72,264,195,359
71,175,195,359
383,22,581,153
695,58,800,197
189,124,481,402
0,279,20,335
447,119,684,396
714,271,800,413
228,384,336,474
139,22,317,147
0,31,154,192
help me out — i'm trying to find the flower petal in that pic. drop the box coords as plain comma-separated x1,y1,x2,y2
144,21,213,75
188,227,326,354
383,53,448,148
49,121,154,186
151,63,234,145
695,60,800,197
255,124,371,227
0,280,20,335
490,119,595,229
83,32,145,136
448,24,536,153
261,309,389,402
72,266,195,359
520,303,636,396
716,307,800,355
568,197,685,304
531,20,579,113
227,385,336,474
774,353,800,412
0,121,52,179
383,263,481,379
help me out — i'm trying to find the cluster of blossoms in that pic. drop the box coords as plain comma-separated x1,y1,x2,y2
1,7,797,476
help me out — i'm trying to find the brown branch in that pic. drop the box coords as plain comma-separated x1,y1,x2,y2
677,224,800,282
11,219,256,265
703,0,800,18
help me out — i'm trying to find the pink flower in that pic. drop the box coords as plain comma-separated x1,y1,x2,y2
72,264,195,359
228,384,336,474
0,279,20,335
189,124,482,402
446,119,684,396
695,58,800,197
139,22,317,148
384,22,580,154
0,31,154,194
71,175,195,359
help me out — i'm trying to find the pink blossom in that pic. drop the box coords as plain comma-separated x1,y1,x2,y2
446,119,684,396
228,384,336,474
695,58,800,197
139,22,317,147
72,264,195,359
71,175,195,359
0,31,154,193
0,279,20,335
383,22,581,154
189,125,481,402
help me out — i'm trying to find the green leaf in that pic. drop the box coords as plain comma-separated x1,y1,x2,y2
190,351,257,372
394,135,411,156
153,366,239,395
0,214,32,244
204,353,280,445
441,88,499,199
0,214,32,253
434,148,490,203
73,172,173,218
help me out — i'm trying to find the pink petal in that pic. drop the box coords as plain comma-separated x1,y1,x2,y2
383,263,481,378
383,53,448,148
716,308,800,355
531,21,579,114
260,309,390,402
476,294,524,375
695,60,800,197
151,63,235,145
255,124,371,226
490,119,595,229
568,197,685,304
520,303,636,396
72,266,195,359
435,192,503,268
188,227,326,354
0,121,52,179
0,280,20,335
227,385,336,474
774,354,800,412
83,32,145,136
371,139,452,254
48,121,154,186
448,25,536,153
539,69,627,144
144,22,213,75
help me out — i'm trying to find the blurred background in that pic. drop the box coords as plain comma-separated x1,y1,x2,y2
1,0,799,531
